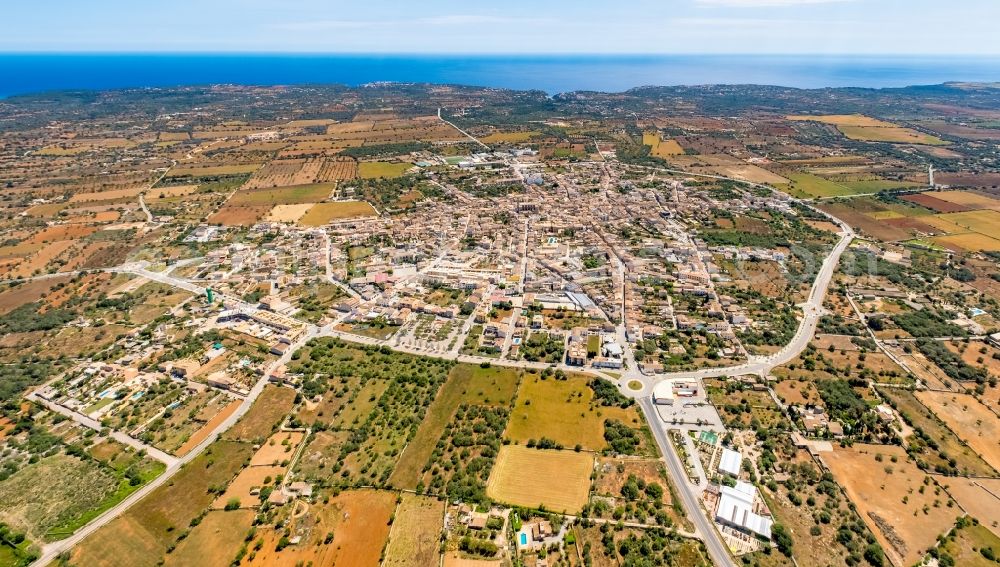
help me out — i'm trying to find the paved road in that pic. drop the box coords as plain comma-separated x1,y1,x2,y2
31,325,318,567
138,194,153,222
438,108,490,150
26,395,178,466
640,397,735,567
39,160,857,565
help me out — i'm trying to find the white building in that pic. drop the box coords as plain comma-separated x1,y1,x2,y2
718,448,742,477
716,480,772,539
652,381,675,405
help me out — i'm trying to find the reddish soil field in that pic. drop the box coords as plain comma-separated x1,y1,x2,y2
0,275,72,313
901,193,971,212
936,173,1000,188
207,205,270,226
175,400,241,457
882,216,942,234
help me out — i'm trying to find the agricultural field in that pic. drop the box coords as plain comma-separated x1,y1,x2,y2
931,190,1000,210
788,114,948,145
822,444,957,567
264,203,314,223
206,205,270,226
223,385,296,443
940,477,1000,538
927,519,1000,567
165,163,261,178
481,131,539,144
163,509,254,567
297,200,378,226
0,454,119,543
382,493,445,567
244,489,396,567
878,386,996,477
915,391,1000,472
643,132,684,157
358,161,412,179
227,182,335,206
486,445,592,513
69,440,253,567
389,364,521,489
286,339,452,486
780,172,874,199
505,373,645,451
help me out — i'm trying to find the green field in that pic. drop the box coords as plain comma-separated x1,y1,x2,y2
838,179,921,193
389,364,521,489
358,161,412,179
782,172,876,199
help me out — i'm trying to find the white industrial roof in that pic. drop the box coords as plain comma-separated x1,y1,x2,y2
717,482,772,538
719,448,742,476
652,381,675,401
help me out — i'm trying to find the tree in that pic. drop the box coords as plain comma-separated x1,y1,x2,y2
772,524,794,556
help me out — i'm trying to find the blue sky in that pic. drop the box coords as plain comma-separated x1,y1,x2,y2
2,0,998,55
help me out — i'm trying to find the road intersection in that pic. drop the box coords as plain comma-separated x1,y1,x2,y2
28,160,855,566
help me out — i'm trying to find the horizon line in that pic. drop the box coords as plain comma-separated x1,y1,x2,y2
2,51,1000,58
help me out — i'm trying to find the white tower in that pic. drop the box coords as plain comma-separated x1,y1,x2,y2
929,165,935,189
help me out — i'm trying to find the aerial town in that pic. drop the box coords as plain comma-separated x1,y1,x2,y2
0,82,999,567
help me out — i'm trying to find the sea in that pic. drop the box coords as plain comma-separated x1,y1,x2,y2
1,54,1000,98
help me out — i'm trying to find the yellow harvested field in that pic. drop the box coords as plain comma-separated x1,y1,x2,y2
486,445,592,513
642,132,685,157
284,119,337,128
941,477,1000,538
932,233,1000,252
249,431,304,466
68,187,144,203
916,391,1000,472
211,465,283,510
934,209,1000,239
358,161,412,179
298,201,378,226
789,114,948,145
922,215,971,234
788,114,893,127
506,374,648,451
164,509,253,567
838,124,948,145
382,493,445,567
822,444,955,567
711,164,789,185
24,202,68,218
265,203,315,223
147,185,198,200
158,132,190,142
932,190,1000,209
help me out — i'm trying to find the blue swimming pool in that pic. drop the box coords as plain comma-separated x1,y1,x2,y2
520,533,527,546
